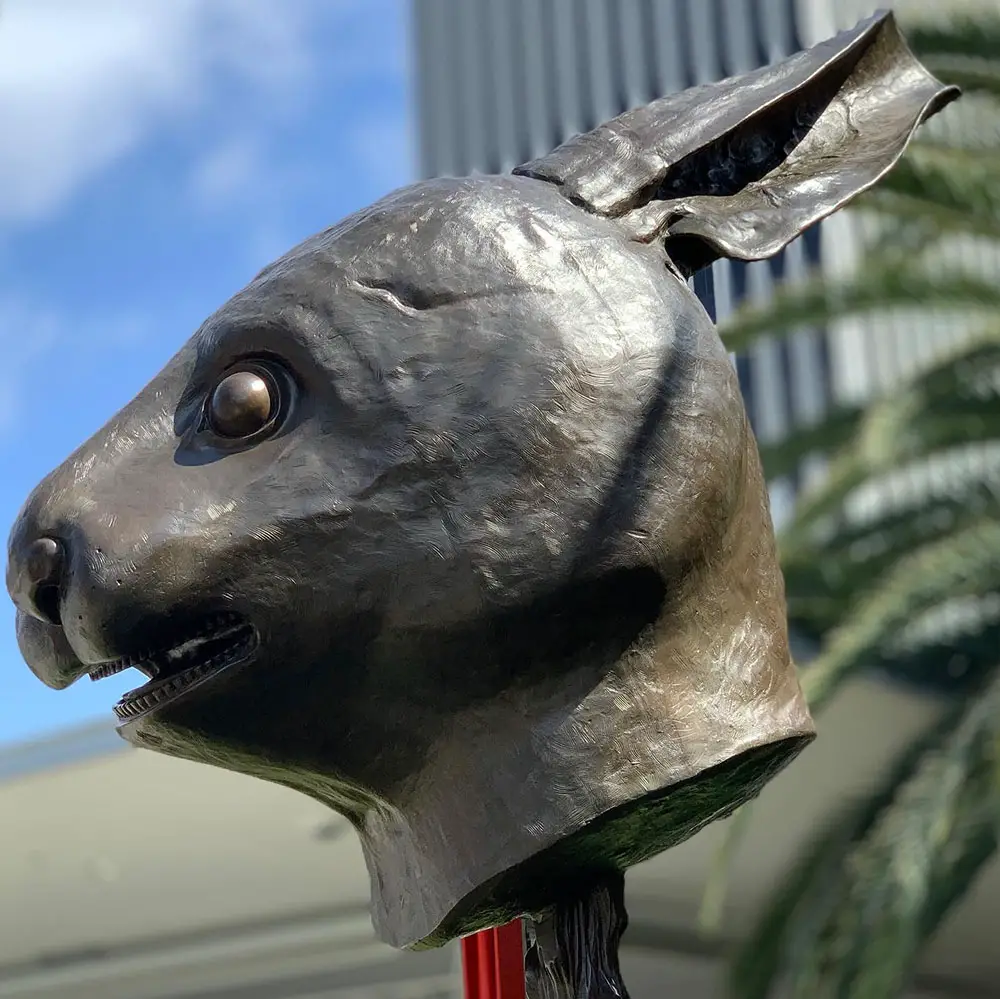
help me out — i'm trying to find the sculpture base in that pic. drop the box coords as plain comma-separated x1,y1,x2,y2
524,873,630,999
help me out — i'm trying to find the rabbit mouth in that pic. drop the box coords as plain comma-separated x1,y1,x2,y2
84,612,259,722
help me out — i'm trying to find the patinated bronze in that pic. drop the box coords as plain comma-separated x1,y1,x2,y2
5,10,956,996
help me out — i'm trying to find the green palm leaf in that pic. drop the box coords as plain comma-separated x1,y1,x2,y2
701,519,1000,939
710,14,1000,991
783,481,1000,638
727,667,1000,999
904,16,1000,62
773,328,1000,559
719,270,1000,356
758,402,863,482
802,519,1000,712
782,670,1000,998
704,329,1000,935
726,696,966,999
859,144,1000,239
874,616,1000,695
922,58,1000,100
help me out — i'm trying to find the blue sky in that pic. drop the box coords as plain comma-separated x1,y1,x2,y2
0,0,414,745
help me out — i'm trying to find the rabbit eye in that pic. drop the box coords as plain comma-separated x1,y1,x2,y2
206,367,278,439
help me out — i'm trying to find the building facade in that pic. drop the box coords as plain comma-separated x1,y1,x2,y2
411,0,995,532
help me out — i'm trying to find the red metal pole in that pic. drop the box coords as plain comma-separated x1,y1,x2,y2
461,921,526,999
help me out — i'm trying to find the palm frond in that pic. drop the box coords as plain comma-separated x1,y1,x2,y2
707,320,1000,940
783,669,1000,999
724,800,869,999
727,667,1000,999
697,802,755,933
860,144,1000,240
774,327,1000,558
777,452,868,559
801,519,1000,713
784,473,1000,577
719,270,1000,355
874,616,1000,695
758,403,863,481
783,478,1000,637
714,16,1000,992
703,524,1000,946
922,57,1000,101
725,695,968,999
905,16,1000,65
860,216,949,264
916,787,997,943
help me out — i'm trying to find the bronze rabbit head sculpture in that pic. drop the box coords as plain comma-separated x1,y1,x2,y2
6,11,955,953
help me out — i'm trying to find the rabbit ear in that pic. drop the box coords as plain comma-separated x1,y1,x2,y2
513,10,958,276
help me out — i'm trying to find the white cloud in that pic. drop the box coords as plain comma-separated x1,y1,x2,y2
0,0,411,438
0,0,387,225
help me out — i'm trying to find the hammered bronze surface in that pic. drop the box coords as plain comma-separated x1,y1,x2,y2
6,11,956,954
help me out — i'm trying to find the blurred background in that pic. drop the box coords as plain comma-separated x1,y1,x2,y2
2,1,998,997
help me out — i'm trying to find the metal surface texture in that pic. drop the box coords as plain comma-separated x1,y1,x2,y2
6,9,953,961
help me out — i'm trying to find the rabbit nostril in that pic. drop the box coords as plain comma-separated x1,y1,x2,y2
16,537,66,626
33,583,63,627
